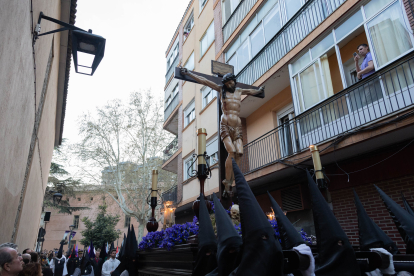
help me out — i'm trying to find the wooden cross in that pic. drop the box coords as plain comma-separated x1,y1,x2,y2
174,61,264,209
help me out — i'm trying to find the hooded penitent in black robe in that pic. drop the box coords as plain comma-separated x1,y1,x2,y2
207,194,243,276
67,247,81,276
354,189,399,254
231,159,284,276
112,225,139,276
401,191,414,217
54,243,67,276
375,185,414,254
306,171,360,276
192,194,218,276
73,250,94,276
267,191,304,250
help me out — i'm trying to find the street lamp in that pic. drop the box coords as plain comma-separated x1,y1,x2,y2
53,193,63,205
34,12,106,76
67,225,75,254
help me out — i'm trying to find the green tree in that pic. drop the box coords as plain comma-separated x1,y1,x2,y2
80,204,121,246
44,144,89,214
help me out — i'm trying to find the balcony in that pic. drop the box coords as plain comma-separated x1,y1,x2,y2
165,56,179,85
240,54,414,175
163,136,178,162
237,0,346,86
223,0,258,43
164,93,179,122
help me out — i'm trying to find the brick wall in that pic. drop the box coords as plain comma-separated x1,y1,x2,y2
403,0,414,32
331,175,414,253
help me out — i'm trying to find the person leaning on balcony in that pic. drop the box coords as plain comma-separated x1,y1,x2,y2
355,43,376,80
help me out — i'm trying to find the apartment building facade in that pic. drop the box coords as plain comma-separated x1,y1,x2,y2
163,0,221,222
0,0,78,250
164,0,414,251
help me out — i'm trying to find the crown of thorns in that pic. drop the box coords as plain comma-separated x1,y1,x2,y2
222,73,237,84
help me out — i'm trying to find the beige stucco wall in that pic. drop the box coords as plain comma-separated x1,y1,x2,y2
182,167,219,205
42,192,163,251
0,0,71,250
180,0,219,205
246,86,293,142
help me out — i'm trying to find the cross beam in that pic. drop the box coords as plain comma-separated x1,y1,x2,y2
174,68,265,98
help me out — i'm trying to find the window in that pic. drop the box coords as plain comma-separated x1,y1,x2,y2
283,0,303,21
124,216,131,227
184,100,195,127
184,52,195,71
165,95,172,107
73,216,79,229
184,155,196,180
288,0,414,140
77,198,81,201
226,1,282,74
222,0,241,24
201,21,215,56
201,86,217,108
334,10,364,42
166,44,179,71
200,0,207,12
206,136,219,166
69,240,76,247
184,12,194,39
366,2,413,67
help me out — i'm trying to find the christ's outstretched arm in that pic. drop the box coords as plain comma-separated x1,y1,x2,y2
241,86,265,96
180,67,221,92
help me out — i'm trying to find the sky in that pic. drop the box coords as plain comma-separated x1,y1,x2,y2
63,0,190,143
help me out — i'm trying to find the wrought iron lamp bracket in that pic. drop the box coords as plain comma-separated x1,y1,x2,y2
187,151,212,179
146,188,163,206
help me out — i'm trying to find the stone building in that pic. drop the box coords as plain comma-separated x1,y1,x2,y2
41,192,160,251
0,0,78,250
163,0,414,253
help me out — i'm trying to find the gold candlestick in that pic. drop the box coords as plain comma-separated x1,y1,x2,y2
309,145,323,180
197,128,207,164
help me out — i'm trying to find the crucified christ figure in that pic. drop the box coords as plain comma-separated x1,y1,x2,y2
180,67,264,197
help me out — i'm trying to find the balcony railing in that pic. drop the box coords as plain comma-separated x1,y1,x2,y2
164,93,179,121
165,56,179,85
163,136,178,162
240,54,414,174
237,0,346,85
223,0,258,43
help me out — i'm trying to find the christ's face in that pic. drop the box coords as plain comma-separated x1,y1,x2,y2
224,80,236,90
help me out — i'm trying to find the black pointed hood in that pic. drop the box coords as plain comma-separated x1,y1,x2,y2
354,189,399,254
401,192,414,217
128,224,138,258
213,194,242,276
57,241,64,258
99,242,107,261
80,249,92,275
192,194,217,276
375,185,414,254
307,171,360,275
267,191,304,250
232,159,284,276
119,233,127,259
109,242,115,254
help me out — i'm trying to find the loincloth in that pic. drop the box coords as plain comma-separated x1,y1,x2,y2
220,123,243,142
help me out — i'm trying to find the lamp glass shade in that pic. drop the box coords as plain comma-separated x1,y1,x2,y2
71,30,106,76
69,225,75,231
